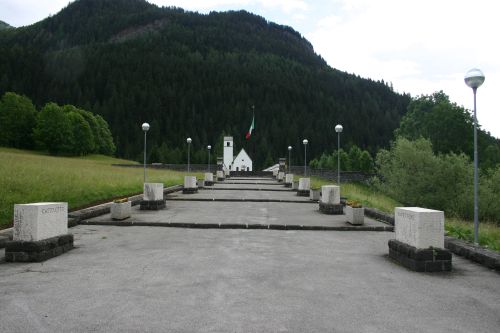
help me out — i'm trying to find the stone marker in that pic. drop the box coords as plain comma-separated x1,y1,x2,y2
273,169,279,178
319,185,343,214
224,168,230,178
204,173,214,186
297,178,310,196
284,174,293,187
292,180,299,190
389,207,451,272
6,202,73,262
111,201,131,220
345,205,364,225
140,183,165,210
216,170,225,181
183,176,198,194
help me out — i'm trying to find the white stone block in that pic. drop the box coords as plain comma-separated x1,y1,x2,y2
345,206,364,225
184,176,197,189
111,201,131,220
298,178,310,191
278,172,285,181
224,169,230,177
273,169,279,177
197,179,205,188
204,173,214,182
143,183,163,201
285,174,294,184
395,207,444,249
216,170,224,179
292,181,299,190
13,202,68,241
321,185,340,204
310,189,320,201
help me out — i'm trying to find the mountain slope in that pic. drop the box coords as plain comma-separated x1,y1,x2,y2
0,20,12,30
0,0,410,166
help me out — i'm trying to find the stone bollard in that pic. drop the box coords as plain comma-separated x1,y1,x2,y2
277,171,285,182
6,202,73,262
388,207,451,272
183,176,198,194
216,170,225,181
292,180,299,191
111,199,131,220
141,183,165,210
224,169,230,179
297,178,311,196
319,185,343,214
197,179,205,188
284,174,294,187
273,169,279,178
204,173,214,186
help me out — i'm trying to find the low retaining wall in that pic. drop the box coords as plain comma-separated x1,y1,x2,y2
288,167,373,183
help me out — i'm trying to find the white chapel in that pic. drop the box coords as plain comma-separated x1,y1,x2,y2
223,136,253,172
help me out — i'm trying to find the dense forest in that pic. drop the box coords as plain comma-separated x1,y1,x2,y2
0,0,411,168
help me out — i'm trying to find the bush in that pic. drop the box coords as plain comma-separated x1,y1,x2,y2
0,92,37,149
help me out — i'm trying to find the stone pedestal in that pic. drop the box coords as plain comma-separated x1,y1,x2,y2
345,205,364,225
319,185,343,215
224,169,230,178
273,169,279,178
297,178,311,196
216,170,225,181
183,176,198,194
389,207,451,272
204,173,214,186
141,183,165,210
111,201,131,220
277,172,285,182
6,202,73,262
285,174,293,187
310,189,320,201
292,181,299,190
197,179,205,188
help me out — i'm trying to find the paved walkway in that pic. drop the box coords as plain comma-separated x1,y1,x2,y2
0,177,499,332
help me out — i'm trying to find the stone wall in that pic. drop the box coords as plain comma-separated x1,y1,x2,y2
289,167,374,183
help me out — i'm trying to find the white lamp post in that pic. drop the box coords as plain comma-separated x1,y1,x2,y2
186,137,192,173
335,124,343,184
288,145,292,173
465,68,485,246
141,123,150,183
302,139,308,176
207,145,211,172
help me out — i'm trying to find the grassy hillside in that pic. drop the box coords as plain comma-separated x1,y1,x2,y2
0,147,199,229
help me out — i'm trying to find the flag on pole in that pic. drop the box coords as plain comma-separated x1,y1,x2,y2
245,113,255,140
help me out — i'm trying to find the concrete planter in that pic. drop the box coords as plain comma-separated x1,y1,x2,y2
345,205,364,225
310,189,320,201
111,201,131,220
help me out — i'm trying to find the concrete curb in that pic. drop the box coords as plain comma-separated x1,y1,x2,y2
77,220,394,231
221,182,284,186
445,236,500,271
165,198,316,204
201,188,291,192
364,207,395,225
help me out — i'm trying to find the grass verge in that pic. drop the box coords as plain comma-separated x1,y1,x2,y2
0,147,201,229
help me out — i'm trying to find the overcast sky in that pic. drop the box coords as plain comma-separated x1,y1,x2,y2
1,0,499,138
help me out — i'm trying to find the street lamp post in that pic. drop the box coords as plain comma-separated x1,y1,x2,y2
141,123,150,183
465,68,485,246
207,145,211,172
187,137,192,173
335,124,343,184
302,139,308,176
288,146,292,173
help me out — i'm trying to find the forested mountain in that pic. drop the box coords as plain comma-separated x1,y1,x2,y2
0,0,410,167
0,20,12,30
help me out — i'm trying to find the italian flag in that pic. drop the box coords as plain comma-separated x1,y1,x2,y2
245,114,255,140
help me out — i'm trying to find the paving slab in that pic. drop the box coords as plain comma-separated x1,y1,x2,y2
169,186,312,202
1,226,499,332
84,200,389,229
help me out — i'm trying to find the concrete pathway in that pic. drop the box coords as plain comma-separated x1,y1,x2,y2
0,177,499,332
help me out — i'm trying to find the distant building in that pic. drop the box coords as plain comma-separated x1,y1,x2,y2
223,136,253,171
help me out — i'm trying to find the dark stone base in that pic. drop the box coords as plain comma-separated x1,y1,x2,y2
205,181,214,186
284,183,292,188
217,177,225,181
140,200,166,210
319,202,344,215
183,188,199,194
5,234,74,262
297,190,309,196
388,239,452,272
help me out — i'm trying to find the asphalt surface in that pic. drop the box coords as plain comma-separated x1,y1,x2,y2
1,177,499,332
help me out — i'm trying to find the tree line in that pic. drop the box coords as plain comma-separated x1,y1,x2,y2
0,92,115,156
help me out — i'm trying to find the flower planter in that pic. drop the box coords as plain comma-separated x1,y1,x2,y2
310,189,320,201
111,201,131,220
345,205,364,225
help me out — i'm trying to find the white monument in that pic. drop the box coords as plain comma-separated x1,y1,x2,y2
395,207,445,249
223,136,253,171
223,136,234,171
13,202,68,241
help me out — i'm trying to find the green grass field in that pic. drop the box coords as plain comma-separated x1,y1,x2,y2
0,147,202,229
